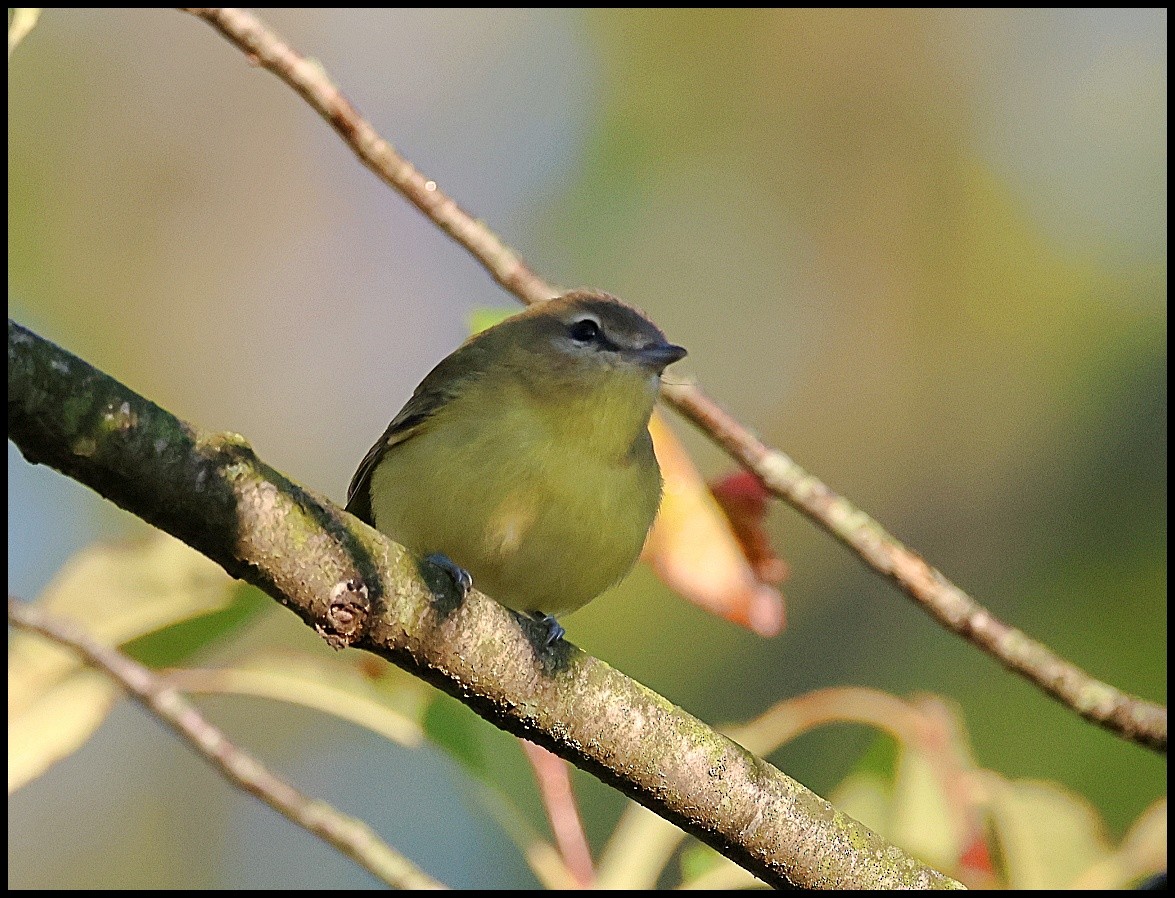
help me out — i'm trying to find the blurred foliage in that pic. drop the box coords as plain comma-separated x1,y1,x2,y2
9,7,1165,889
8,535,238,792
10,539,1164,887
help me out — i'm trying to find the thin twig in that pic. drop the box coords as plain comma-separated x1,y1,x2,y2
177,6,1165,754
7,597,447,891
520,740,595,888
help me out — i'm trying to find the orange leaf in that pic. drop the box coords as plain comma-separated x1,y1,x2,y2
643,412,786,636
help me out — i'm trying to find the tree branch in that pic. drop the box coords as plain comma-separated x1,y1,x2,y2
8,319,961,889
7,596,446,890
176,6,1164,755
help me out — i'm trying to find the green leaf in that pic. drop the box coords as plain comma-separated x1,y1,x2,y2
679,841,724,882
852,730,900,780
122,583,269,668
422,692,490,778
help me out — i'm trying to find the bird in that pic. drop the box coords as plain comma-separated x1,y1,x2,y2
346,289,687,645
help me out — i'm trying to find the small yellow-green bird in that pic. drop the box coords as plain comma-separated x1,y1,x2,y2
346,290,687,645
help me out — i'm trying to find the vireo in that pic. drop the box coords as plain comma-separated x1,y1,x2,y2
347,290,687,645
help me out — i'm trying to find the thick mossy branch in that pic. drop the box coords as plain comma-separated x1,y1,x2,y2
7,319,961,889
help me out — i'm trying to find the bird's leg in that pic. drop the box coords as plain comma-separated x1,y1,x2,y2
529,611,565,647
425,552,473,598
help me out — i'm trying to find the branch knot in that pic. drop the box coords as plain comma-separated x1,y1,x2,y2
319,578,371,649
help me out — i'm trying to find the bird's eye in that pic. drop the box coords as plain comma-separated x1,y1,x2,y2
568,318,601,344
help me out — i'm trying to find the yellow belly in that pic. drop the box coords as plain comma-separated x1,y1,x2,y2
368,397,661,617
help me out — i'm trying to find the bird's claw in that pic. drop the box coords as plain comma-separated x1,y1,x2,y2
530,611,565,647
426,553,473,598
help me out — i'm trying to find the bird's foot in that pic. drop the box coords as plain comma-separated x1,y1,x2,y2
425,553,473,598
528,611,565,647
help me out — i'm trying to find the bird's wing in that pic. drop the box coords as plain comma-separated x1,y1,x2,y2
345,334,492,524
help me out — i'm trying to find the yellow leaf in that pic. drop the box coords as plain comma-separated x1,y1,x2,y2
982,773,1113,890
830,771,894,839
890,746,964,872
8,533,235,792
169,650,427,748
8,670,117,793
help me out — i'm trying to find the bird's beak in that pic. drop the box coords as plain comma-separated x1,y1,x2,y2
636,342,688,371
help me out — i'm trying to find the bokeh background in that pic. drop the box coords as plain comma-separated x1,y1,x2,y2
8,8,1165,888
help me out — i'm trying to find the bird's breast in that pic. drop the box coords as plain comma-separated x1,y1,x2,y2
370,380,663,616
